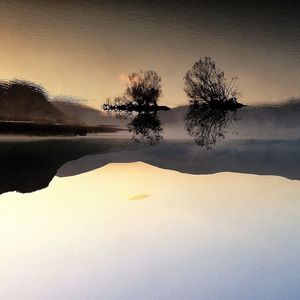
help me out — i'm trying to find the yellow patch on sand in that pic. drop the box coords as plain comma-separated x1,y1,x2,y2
128,193,150,200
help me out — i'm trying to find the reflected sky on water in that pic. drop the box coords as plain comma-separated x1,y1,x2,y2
0,162,300,299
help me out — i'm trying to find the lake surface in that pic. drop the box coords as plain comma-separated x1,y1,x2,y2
0,137,300,299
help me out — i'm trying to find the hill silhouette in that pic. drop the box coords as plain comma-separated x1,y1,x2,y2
0,81,123,136
0,137,298,195
0,81,73,123
0,138,134,194
58,139,300,181
52,99,104,125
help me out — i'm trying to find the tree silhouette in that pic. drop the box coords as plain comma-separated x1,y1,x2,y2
184,57,242,108
127,71,162,106
185,102,237,149
103,70,163,111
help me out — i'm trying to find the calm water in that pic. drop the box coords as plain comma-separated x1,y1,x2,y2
0,97,299,300
0,138,300,299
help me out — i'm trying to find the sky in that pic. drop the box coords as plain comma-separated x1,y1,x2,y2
0,0,299,108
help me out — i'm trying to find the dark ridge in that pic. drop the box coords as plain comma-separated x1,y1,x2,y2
52,100,104,125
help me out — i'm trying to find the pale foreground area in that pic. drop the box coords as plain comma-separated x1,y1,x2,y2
0,162,300,299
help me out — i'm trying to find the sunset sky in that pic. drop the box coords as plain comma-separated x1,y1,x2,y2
0,0,299,108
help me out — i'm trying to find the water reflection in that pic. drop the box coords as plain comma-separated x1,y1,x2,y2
1,137,300,195
1,98,299,194
103,70,168,144
128,112,163,145
0,138,136,195
58,139,300,181
104,109,164,145
185,103,238,149
1,162,299,299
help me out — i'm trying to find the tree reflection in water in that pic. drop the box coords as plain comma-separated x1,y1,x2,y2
185,102,237,149
128,112,163,145
103,106,164,145
105,107,164,145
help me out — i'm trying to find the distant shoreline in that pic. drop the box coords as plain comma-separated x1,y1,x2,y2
0,120,123,137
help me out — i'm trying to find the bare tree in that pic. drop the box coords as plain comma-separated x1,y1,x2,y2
184,57,241,107
104,70,161,107
126,70,162,106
